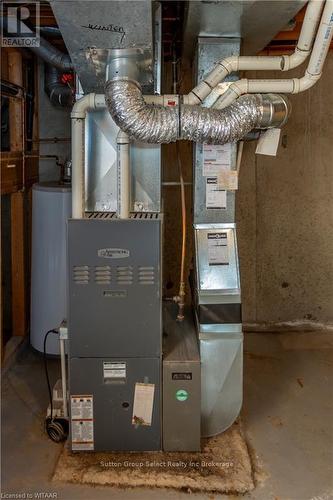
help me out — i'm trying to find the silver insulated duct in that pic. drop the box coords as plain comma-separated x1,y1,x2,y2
106,80,178,143
105,79,290,145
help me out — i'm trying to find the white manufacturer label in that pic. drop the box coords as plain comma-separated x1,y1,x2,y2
203,143,232,176
206,177,227,209
103,361,126,380
208,233,229,266
71,395,94,450
132,383,155,427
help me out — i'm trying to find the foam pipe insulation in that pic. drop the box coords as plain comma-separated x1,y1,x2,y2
105,79,290,145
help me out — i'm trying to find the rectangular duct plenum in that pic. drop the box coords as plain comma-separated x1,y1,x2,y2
50,0,156,93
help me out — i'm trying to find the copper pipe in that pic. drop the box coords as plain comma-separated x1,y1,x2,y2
176,142,186,321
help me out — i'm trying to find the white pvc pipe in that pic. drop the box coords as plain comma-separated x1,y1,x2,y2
305,0,333,76
59,337,68,418
117,131,131,219
187,0,325,104
214,0,333,109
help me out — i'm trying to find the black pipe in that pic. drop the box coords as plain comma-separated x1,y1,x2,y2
44,64,74,108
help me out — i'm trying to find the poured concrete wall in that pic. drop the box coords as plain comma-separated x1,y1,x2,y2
237,54,333,327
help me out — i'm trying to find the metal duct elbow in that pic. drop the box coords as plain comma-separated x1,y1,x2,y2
105,78,290,144
44,64,74,108
105,80,178,143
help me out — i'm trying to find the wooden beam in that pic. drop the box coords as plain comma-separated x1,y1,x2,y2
10,191,27,336
8,50,23,153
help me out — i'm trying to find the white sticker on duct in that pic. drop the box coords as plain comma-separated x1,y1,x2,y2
255,128,281,156
203,143,232,176
206,177,227,209
132,383,155,426
207,232,229,266
217,168,239,190
71,395,94,451
103,361,126,381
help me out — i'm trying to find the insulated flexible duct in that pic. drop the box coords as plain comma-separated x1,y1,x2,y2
105,80,178,143
105,79,289,144
181,96,263,143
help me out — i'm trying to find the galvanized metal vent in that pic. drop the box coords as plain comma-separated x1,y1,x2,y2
116,266,133,285
86,212,159,219
138,266,155,285
130,213,159,219
73,265,90,284
87,212,117,219
95,265,111,285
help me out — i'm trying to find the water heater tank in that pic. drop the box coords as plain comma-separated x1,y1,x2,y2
30,182,71,355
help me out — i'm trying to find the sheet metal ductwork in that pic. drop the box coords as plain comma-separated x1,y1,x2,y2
105,79,290,145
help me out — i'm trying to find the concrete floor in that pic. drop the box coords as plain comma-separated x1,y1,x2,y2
2,331,333,500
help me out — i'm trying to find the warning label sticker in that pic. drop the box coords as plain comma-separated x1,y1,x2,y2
207,232,229,266
71,420,94,451
71,395,94,451
132,383,155,426
203,143,232,176
206,177,227,209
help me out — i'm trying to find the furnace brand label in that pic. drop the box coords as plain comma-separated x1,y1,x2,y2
132,383,155,426
172,372,192,380
207,232,229,266
97,248,130,258
103,361,126,382
206,177,227,209
71,395,94,450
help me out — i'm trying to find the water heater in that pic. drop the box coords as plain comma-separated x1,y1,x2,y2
30,182,71,355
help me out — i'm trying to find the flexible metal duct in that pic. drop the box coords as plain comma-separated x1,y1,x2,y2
105,79,289,144
181,96,263,143
105,80,178,143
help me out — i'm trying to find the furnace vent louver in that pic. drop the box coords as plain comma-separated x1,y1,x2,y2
73,265,90,285
86,212,159,219
138,266,155,285
116,266,133,285
95,266,111,285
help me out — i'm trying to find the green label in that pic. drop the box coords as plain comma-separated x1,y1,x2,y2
176,389,188,402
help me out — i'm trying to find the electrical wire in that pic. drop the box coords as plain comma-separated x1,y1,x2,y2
43,328,68,442
43,328,58,420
